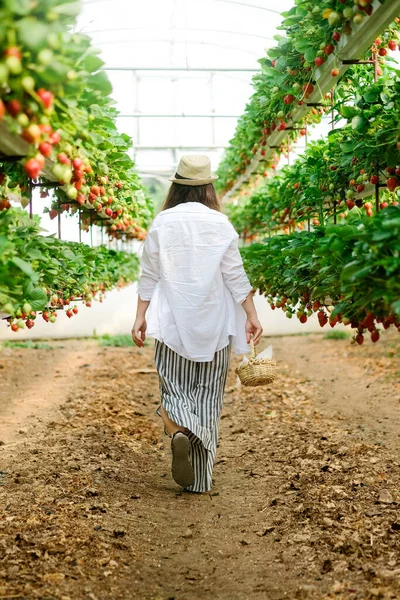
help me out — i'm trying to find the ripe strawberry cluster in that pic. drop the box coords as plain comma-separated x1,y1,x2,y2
267,295,399,345
345,166,400,214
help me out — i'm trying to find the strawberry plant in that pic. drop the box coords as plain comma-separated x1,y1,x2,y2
216,4,400,194
241,206,400,343
0,209,139,331
228,66,400,239
0,0,152,235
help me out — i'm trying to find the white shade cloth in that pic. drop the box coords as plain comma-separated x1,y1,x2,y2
137,202,253,361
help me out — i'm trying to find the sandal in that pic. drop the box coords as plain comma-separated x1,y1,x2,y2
171,431,194,488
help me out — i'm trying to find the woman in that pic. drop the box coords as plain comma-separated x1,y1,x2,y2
132,155,263,493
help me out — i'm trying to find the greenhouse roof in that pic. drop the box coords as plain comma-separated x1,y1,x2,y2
79,0,294,179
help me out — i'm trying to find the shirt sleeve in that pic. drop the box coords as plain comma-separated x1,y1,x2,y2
137,225,160,301
220,232,253,304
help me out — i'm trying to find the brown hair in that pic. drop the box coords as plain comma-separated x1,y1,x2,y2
162,180,221,212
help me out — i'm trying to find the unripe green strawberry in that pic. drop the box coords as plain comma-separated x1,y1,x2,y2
21,76,35,91
37,49,53,65
5,56,22,75
2,302,14,315
22,302,32,315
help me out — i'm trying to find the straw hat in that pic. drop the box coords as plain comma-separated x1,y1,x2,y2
169,155,218,186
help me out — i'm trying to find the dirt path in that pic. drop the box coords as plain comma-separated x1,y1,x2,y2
0,341,99,444
0,333,399,600
273,333,400,452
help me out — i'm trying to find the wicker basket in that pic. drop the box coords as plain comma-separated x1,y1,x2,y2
235,341,276,387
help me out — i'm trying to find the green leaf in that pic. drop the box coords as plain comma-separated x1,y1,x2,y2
267,47,282,59
26,247,46,260
4,0,33,16
340,105,359,119
293,39,311,54
53,1,81,16
391,299,400,315
339,142,354,154
27,287,48,311
304,47,317,63
16,17,49,49
274,56,287,72
11,257,35,277
351,115,367,131
83,53,105,73
89,71,113,95
363,88,380,103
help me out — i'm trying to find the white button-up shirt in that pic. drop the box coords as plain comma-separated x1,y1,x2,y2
137,202,253,362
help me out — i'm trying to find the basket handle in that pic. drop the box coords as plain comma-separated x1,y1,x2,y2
250,339,257,360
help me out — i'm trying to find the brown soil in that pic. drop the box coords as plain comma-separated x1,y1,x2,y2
0,331,399,600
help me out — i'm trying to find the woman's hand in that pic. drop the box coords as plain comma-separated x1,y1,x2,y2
242,291,263,344
245,315,263,345
132,315,147,347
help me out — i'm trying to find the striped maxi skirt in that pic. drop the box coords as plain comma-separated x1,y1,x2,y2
154,339,231,493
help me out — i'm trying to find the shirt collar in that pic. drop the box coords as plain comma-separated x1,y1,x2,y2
161,202,228,217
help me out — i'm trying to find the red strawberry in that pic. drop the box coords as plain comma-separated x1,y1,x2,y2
302,83,314,98
357,184,365,193
66,309,73,318
4,47,22,59
26,319,35,329
356,333,364,345
24,158,41,179
38,142,52,157
0,99,4,120
39,123,52,135
346,198,355,209
11,323,19,332
378,47,387,57
370,175,379,185
332,32,341,42
37,88,54,109
6,99,21,116
57,152,70,165
387,177,399,192
91,185,100,196
49,131,61,145
370,330,380,343
388,40,397,51
324,44,334,55
315,56,325,67
72,306,79,315
300,128,307,136
72,158,83,169
284,94,295,105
